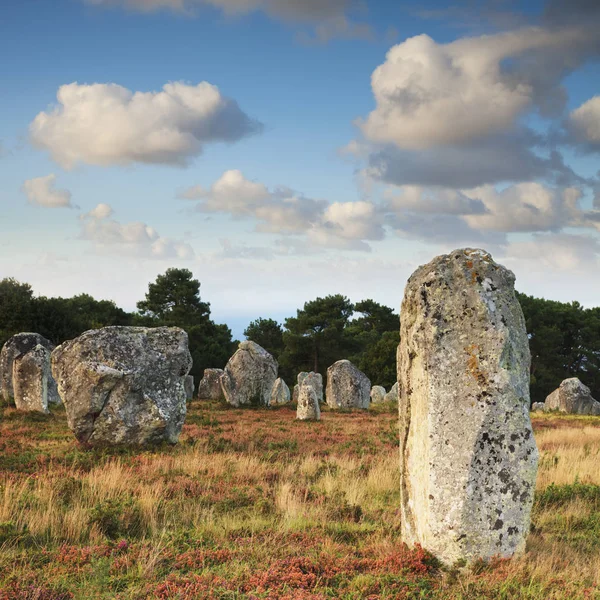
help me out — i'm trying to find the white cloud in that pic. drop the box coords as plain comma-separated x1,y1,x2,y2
384,186,487,215
30,81,261,169
22,174,74,208
80,203,194,259
358,27,594,150
567,96,600,149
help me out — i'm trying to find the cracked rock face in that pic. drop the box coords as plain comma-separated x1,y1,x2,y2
197,368,224,400
296,384,320,421
1,332,60,405
398,248,538,565
325,360,370,409
51,326,192,446
370,385,387,404
270,377,291,405
544,378,600,415
384,382,399,403
12,344,50,414
293,372,323,404
220,341,278,407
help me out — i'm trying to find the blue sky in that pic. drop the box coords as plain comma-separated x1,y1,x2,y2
1,0,599,338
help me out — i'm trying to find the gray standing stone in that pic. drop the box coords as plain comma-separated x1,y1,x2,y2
370,385,387,404
271,377,291,405
220,341,278,407
384,382,399,403
12,344,50,413
293,371,323,404
296,384,320,421
185,375,195,400
531,402,546,412
325,360,370,409
544,378,600,415
197,368,225,401
52,326,192,446
398,248,538,565
1,332,60,404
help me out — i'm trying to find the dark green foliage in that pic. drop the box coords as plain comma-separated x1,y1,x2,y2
0,278,35,346
244,317,284,359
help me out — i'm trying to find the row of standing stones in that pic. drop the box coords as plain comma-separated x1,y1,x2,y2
1,248,597,565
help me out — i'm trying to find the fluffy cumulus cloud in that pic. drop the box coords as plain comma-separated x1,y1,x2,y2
30,81,261,168
180,169,384,250
22,174,74,208
80,203,194,259
567,96,600,151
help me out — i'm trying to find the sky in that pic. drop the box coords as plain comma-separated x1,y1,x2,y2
1,0,599,338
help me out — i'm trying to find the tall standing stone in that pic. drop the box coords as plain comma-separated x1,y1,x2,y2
220,341,278,407
12,344,50,413
296,384,320,421
52,326,192,446
292,371,323,404
325,360,370,409
398,248,538,565
197,368,224,401
384,382,399,403
1,333,59,404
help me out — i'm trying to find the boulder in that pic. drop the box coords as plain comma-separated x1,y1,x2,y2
370,385,387,404
325,360,370,409
271,377,291,405
12,344,50,413
197,368,224,401
398,248,538,565
1,332,60,404
184,375,195,400
384,382,399,403
531,402,546,412
293,371,323,404
296,384,320,421
544,378,600,415
52,326,192,446
220,341,278,407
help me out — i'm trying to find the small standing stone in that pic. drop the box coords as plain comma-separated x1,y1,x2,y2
197,368,225,401
370,385,387,404
398,248,538,565
296,384,320,421
12,344,50,413
325,360,370,409
531,402,546,412
271,377,291,405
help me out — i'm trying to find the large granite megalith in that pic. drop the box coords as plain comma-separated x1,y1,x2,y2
220,341,278,407
52,326,192,446
325,360,370,409
544,378,600,415
1,332,60,404
398,248,538,565
12,344,50,413
197,368,224,401
296,384,320,421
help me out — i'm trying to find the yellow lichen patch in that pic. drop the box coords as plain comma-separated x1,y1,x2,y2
466,343,488,386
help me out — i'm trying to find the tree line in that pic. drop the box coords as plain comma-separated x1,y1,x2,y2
1,269,598,403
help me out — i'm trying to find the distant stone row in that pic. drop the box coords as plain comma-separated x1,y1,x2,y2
0,330,396,447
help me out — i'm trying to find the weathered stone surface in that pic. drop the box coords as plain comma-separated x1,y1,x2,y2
293,372,323,404
531,402,546,412
296,384,320,421
1,332,60,404
184,375,195,400
52,326,192,446
370,385,387,404
12,344,50,413
384,382,399,403
220,341,278,407
325,360,370,409
197,368,224,401
271,377,291,405
399,248,538,565
544,378,600,415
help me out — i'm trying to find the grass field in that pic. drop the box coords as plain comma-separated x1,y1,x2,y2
0,400,599,599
